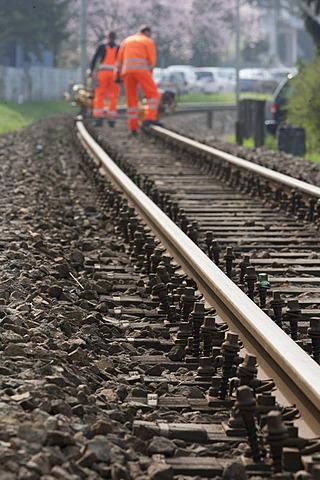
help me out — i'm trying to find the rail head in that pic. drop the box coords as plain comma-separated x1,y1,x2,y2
76,119,320,437
173,103,237,115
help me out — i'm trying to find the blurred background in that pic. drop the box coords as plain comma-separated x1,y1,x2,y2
1,0,320,156
0,0,316,102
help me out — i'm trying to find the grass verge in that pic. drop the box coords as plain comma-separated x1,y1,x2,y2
179,92,273,103
2,97,318,163
0,101,75,135
179,92,236,103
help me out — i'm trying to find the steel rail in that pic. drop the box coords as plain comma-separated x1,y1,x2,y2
173,103,237,115
116,103,236,115
76,119,320,437
150,125,320,199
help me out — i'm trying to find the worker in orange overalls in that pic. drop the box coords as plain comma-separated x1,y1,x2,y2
114,25,161,136
89,31,120,127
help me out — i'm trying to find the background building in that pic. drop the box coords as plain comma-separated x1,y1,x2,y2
263,3,314,67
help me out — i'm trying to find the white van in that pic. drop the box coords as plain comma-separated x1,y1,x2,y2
239,68,277,93
194,67,236,94
152,67,165,85
163,65,197,94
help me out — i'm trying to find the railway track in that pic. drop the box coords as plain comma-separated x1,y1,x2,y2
75,115,320,476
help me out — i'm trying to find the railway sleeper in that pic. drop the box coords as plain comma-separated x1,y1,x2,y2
79,119,320,477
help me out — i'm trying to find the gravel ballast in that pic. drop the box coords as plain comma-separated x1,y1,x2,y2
0,112,317,480
164,111,320,186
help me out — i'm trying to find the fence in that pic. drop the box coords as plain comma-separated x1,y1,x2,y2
0,66,81,102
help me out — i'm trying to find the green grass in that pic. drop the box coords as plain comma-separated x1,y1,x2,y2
230,134,277,150
227,134,259,148
179,92,236,103
264,134,277,150
0,92,271,135
0,100,75,134
305,151,320,163
179,92,273,104
227,134,279,150
240,92,273,102
226,133,320,163
2,96,318,163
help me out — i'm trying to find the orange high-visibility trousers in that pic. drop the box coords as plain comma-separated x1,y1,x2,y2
93,70,120,121
123,70,160,131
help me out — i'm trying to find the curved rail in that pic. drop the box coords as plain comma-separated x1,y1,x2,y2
150,125,320,199
76,118,320,437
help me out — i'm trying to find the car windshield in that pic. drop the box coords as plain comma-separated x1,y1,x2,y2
272,72,289,82
196,72,213,80
162,72,184,83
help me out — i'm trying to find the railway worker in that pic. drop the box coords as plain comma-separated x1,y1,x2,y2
89,31,120,127
114,24,161,136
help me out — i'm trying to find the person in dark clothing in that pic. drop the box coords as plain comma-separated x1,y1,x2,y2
89,31,120,127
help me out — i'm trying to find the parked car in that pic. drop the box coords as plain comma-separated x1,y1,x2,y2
268,67,297,85
239,68,277,93
194,68,219,94
265,73,295,135
149,68,179,113
194,67,236,94
163,65,197,94
152,67,165,85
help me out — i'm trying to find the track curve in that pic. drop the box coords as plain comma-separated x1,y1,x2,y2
76,117,320,438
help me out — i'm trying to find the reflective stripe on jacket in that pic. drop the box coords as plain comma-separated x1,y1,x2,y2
116,33,156,75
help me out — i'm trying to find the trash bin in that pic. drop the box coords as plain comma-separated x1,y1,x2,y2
277,125,306,157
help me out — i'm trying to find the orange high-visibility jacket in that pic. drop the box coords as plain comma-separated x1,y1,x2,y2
90,41,119,72
115,33,156,76
99,44,119,71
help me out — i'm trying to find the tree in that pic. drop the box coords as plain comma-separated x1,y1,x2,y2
68,0,194,65
189,1,231,66
298,0,320,51
67,0,262,68
287,55,320,150
0,0,70,65
248,0,320,52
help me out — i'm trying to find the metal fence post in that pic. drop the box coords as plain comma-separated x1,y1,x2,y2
207,111,213,129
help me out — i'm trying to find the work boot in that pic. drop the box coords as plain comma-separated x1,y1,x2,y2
93,118,103,127
108,120,116,128
143,119,164,127
128,130,138,137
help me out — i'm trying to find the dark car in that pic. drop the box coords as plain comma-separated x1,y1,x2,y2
265,72,305,156
239,68,278,94
265,74,294,135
